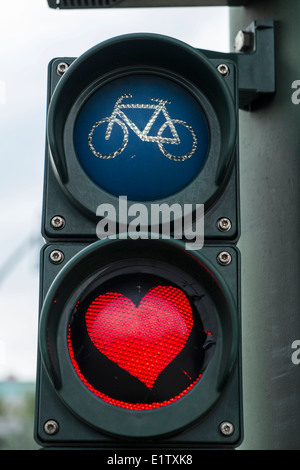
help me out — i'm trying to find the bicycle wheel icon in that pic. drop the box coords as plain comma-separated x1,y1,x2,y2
89,117,197,161
157,119,197,162
88,117,129,159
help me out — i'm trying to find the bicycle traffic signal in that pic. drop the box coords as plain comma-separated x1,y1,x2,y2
35,33,242,449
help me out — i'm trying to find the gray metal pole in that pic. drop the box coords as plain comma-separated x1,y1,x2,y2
230,0,300,450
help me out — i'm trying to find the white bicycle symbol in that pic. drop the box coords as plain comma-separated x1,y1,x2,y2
88,94,198,162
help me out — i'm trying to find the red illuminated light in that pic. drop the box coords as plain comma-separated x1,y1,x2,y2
68,285,204,410
68,332,202,410
86,286,193,389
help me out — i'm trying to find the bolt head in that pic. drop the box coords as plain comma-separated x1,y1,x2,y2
234,30,253,52
219,421,235,437
57,62,69,76
44,419,59,436
217,63,230,77
50,215,65,230
217,251,232,266
49,250,64,265
217,217,232,233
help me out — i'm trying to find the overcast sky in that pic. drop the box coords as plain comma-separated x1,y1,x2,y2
0,0,230,381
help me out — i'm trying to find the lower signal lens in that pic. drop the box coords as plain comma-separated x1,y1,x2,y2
68,273,215,410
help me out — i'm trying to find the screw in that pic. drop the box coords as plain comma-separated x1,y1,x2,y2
234,30,253,52
56,62,69,76
219,421,235,437
217,63,230,77
44,419,59,436
49,250,64,265
50,215,65,230
217,217,232,232
217,251,232,266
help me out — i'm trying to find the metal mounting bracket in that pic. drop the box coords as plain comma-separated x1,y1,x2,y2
202,20,276,110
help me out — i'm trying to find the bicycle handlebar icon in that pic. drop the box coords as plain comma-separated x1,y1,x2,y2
88,94,198,161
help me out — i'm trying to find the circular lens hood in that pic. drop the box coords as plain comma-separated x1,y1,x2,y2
39,237,239,439
47,33,237,220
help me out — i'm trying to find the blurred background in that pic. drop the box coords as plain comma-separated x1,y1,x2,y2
0,0,229,450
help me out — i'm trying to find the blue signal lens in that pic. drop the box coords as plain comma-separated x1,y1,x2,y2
74,74,210,201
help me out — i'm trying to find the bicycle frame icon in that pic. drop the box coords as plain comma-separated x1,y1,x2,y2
88,94,198,161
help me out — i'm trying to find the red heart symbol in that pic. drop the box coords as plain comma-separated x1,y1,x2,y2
86,285,193,389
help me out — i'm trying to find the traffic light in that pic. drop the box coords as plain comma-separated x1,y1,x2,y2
35,33,242,449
